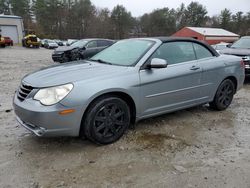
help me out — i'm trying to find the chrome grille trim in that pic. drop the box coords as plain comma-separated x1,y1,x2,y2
17,83,33,102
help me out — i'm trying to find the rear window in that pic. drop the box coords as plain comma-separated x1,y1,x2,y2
193,43,213,59
97,40,112,47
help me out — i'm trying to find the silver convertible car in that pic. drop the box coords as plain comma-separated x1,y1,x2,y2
13,37,245,144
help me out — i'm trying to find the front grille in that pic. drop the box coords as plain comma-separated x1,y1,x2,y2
17,83,34,102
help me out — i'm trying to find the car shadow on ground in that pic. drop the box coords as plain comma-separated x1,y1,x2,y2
244,77,250,85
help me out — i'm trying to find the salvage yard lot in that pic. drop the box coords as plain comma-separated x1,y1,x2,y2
1,46,250,188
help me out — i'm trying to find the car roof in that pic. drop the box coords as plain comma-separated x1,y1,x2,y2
137,36,220,57
80,38,114,42
152,36,204,43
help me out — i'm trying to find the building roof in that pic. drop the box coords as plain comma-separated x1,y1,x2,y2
187,27,239,37
0,14,22,19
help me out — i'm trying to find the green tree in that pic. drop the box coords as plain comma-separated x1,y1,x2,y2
232,11,245,35
184,1,208,27
88,8,113,38
140,8,177,37
176,3,187,30
0,0,11,14
219,8,232,30
111,5,133,39
10,0,32,29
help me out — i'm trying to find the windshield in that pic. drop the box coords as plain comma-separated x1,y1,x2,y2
231,38,250,49
90,39,155,66
48,40,55,43
71,40,88,48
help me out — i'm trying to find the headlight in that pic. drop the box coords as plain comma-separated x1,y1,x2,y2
34,83,73,105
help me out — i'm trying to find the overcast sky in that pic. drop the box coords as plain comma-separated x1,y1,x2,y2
91,0,250,17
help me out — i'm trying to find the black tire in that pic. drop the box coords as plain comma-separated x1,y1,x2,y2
209,79,235,111
82,96,131,145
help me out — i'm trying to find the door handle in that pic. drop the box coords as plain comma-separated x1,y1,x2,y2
190,66,200,71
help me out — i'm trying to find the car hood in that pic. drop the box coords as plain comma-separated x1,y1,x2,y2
22,61,130,88
54,46,77,52
220,48,250,56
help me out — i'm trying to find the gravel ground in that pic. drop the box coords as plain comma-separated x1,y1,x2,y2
0,46,250,188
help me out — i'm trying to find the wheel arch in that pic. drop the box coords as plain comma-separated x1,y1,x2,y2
79,91,137,136
224,76,238,94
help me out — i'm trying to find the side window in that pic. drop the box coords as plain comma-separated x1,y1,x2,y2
150,42,196,65
97,40,109,47
86,41,97,48
193,43,213,59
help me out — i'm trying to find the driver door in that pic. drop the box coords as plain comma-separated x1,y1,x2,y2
83,40,98,58
139,41,203,117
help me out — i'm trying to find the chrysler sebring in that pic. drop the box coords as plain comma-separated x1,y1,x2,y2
13,37,245,144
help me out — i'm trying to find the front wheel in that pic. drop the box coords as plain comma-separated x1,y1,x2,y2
82,96,131,145
209,79,235,111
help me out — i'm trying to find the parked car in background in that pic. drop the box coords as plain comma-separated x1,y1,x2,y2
22,34,41,48
211,42,230,53
0,36,5,47
44,40,59,49
14,37,245,145
54,40,64,46
52,38,114,63
62,40,68,46
220,36,250,76
66,39,78,46
3,37,13,46
41,39,48,47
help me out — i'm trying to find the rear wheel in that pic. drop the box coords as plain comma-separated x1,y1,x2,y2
209,79,235,111
82,96,130,145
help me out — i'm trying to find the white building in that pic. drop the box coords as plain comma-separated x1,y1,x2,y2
0,15,24,44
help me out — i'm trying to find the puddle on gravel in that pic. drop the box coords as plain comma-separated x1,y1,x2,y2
135,132,190,152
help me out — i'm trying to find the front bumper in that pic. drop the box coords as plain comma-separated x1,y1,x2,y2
16,116,46,136
52,53,64,62
13,93,83,137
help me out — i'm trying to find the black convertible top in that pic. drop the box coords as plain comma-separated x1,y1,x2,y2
152,36,220,57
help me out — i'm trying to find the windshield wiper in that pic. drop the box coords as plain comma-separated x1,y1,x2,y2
90,59,113,65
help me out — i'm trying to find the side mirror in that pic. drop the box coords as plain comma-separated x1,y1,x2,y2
148,58,168,69
82,46,86,50
226,44,232,48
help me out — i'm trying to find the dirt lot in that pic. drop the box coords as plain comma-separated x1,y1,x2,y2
0,46,250,188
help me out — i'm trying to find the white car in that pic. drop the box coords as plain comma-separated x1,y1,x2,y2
44,40,58,49
211,42,230,53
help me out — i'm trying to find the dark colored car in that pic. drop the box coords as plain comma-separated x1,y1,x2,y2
220,36,250,76
4,37,13,46
52,39,114,63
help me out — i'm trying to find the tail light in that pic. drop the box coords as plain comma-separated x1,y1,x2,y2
240,60,245,68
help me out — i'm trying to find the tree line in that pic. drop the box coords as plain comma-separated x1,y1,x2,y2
0,0,250,39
